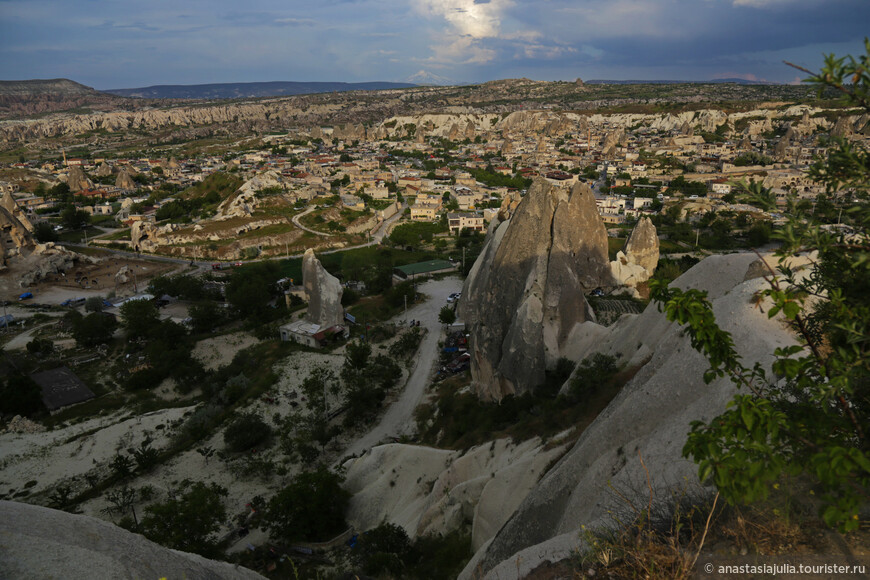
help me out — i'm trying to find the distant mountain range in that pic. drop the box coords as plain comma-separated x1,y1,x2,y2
104,81,417,99
404,70,457,86
585,78,778,85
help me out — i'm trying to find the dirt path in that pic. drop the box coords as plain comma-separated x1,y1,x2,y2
291,206,330,236
342,276,463,458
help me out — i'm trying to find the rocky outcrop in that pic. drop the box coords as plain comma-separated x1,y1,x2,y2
18,243,97,286
460,254,800,579
94,162,113,177
610,216,660,287
343,438,568,552
65,166,93,192
302,248,343,328
831,115,855,138
0,500,264,580
625,217,659,272
130,220,159,253
0,193,35,267
115,168,136,190
1,191,33,233
216,170,283,219
460,179,611,400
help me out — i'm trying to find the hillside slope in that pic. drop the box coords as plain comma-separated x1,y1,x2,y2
460,253,800,579
0,500,265,580
105,80,417,99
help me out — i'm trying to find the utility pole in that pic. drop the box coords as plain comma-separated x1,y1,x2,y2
695,227,700,248
462,247,466,272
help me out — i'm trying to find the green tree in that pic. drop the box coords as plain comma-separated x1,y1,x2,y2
60,204,90,230
263,468,349,543
734,179,778,211
651,43,870,531
188,300,223,333
352,523,412,576
224,413,272,452
66,311,118,347
33,222,58,243
138,481,228,557
438,305,457,325
120,299,160,340
344,340,371,370
0,373,45,417
226,262,281,321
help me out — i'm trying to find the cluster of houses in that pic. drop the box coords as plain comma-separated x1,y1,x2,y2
1,107,862,238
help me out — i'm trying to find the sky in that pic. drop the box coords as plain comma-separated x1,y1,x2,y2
1,0,868,89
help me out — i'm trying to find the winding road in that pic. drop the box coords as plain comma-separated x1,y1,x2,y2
341,276,463,459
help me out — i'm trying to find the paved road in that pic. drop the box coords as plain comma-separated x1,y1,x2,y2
342,276,463,459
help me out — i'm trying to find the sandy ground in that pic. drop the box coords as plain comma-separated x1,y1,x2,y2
0,275,463,551
1,252,178,304
191,332,261,371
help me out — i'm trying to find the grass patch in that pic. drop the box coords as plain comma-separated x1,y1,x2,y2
608,237,626,260
57,226,104,243
347,294,404,323
100,228,131,241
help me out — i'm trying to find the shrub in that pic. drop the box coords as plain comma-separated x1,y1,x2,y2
263,468,349,543
224,413,271,452
570,353,619,399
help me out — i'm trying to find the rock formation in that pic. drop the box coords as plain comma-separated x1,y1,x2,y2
460,179,611,400
610,217,660,287
831,115,854,138
130,220,160,253
0,501,264,580
302,248,343,328
65,165,93,192
216,170,283,219
343,437,568,552
115,168,136,190
624,217,659,272
460,253,801,579
0,192,35,267
94,162,113,177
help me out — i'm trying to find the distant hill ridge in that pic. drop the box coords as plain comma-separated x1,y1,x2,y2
586,78,777,85
104,80,418,99
0,78,102,96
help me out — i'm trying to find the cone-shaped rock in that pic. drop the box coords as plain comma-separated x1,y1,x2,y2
66,166,93,192
115,169,136,190
302,248,344,328
624,217,659,273
460,179,611,401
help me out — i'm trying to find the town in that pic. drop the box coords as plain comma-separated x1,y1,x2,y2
1,69,868,580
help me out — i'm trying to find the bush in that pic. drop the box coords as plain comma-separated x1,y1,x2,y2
352,523,411,576
0,373,46,417
264,468,349,543
224,413,271,452
33,222,58,243
570,353,619,399
138,481,228,558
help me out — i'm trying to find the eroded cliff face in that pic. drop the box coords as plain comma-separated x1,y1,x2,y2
0,501,265,580
460,179,611,401
459,253,802,580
